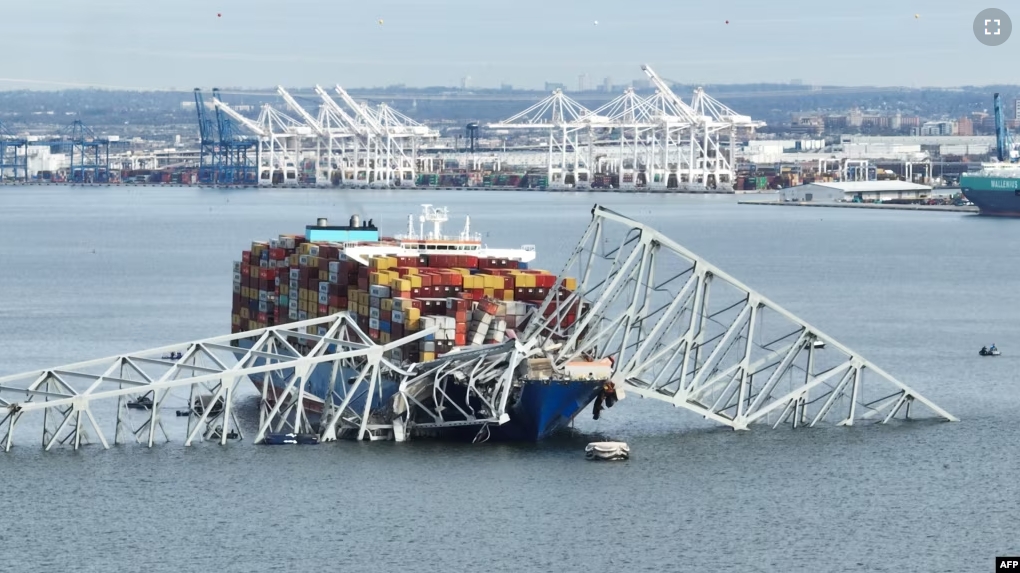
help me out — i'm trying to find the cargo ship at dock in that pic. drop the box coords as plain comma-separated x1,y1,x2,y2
960,164,1020,216
230,204,613,441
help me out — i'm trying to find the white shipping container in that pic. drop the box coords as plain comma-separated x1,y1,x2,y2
392,310,404,323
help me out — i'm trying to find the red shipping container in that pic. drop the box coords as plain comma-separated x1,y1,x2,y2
257,312,267,323
242,250,251,263
269,248,287,260
454,333,466,346
369,328,379,339
319,304,328,315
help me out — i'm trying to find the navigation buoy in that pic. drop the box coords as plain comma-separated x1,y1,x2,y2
725,20,730,24
914,13,919,18
593,20,598,26
378,18,384,25
217,12,221,17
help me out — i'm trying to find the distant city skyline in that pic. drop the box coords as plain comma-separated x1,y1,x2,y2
0,0,1002,91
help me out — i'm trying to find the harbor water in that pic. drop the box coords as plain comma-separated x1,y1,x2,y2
0,186,1017,572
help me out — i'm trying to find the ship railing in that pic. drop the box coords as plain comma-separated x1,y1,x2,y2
392,232,484,242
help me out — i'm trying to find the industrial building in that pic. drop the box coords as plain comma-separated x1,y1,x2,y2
779,180,934,203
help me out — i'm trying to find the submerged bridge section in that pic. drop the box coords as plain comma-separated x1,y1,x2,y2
525,205,958,430
0,207,956,452
0,313,531,451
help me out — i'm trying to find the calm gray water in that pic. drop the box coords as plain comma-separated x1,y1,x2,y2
0,186,1017,573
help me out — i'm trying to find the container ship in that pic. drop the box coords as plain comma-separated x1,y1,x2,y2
230,204,613,441
960,164,1020,216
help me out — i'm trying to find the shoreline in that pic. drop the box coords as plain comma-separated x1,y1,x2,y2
738,200,979,213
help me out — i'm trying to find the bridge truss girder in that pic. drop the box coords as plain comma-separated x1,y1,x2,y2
0,313,537,451
524,204,958,430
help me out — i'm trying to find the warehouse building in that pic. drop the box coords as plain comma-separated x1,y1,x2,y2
779,181,934,203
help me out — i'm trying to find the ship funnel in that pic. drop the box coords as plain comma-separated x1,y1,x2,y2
316,217,328,227
350,214,361,228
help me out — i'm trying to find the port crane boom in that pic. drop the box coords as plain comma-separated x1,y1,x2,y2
993,92,1016,162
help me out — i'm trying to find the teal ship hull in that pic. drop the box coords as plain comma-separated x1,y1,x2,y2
960,170,1020,216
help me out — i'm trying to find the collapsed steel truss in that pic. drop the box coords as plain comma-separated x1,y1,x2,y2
524,205,957,429
0,206,956,452
0,313,534,451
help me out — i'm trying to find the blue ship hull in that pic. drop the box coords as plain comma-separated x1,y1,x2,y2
233,338,602,441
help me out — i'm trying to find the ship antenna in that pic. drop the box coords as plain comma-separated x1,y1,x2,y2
407,214,415,239
463,215,470,240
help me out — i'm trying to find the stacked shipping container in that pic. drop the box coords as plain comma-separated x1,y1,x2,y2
232,236,580,364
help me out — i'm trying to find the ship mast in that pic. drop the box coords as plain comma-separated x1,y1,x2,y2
418,204,448,239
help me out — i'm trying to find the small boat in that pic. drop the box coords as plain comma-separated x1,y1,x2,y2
209,426,240,440
585,441,630,461
263,433,320,445
126,395,154,410
979,346,1001,356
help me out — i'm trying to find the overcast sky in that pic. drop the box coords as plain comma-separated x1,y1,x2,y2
0,0,1006,90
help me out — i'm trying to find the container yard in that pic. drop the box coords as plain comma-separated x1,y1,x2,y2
0,65,766,192
1,64,979,193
